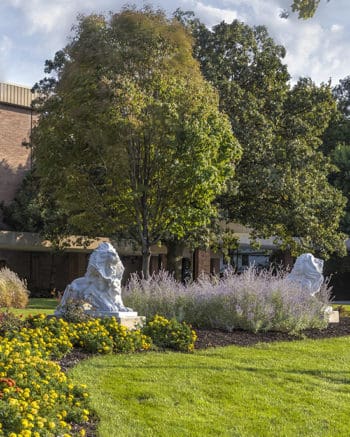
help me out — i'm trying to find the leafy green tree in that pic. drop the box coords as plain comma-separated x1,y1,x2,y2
281,0,330,19
32,9,241,277
178,15,346,258
0,169,68,240
322,76,350,235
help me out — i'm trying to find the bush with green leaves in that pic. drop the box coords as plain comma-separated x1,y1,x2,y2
100,317,151,353
124,269,331,334
24,313,152,356
142,315,197,352
0,310,25,335
0,268,29,308
56,299,94,323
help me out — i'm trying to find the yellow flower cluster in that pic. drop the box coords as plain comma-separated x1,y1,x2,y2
24,314,152,355
144,315,197,352
7,319,73,360
0,333,90,436
0,311,192,434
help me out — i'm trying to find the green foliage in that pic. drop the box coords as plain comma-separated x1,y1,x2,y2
32,8,241,277
0,171,42,232
100,317,151,353
57,299,94,323
71,320,114,354
23,314,151,356
0,328,90,436
291,0,322,18
142,315,196,352
0,310,25,335
322,76,350,235
0,170,69,245
0,268,29,308
280,1,332,19
186,17,346,258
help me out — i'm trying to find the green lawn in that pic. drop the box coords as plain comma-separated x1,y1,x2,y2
3,298,57,316
69,337,350,437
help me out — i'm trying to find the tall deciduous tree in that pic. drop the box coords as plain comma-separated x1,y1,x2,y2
322,76,350,235
178,15,346,257
32,9,241,277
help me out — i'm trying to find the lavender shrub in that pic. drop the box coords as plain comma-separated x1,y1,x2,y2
123,268,331,334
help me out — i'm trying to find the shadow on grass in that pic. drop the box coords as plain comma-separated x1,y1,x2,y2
27,298,57,310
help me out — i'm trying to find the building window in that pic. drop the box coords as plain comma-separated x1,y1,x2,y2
241,254,249,267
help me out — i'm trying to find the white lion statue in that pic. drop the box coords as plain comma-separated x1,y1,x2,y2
55,242,132,316
287,253,324,296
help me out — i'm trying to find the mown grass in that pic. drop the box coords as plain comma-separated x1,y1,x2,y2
2,298,57,315
69,337,350,437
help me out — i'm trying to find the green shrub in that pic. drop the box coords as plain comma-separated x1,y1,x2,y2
0,310,25,335
57,299,93,323
100,317,152,353
0,267,29,308
142,315,197,352
5,315,74,360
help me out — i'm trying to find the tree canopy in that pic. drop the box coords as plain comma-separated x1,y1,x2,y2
0,170,66,239
32,8,241,277
283,1,330,19
179,14,346,258
322,76,350,235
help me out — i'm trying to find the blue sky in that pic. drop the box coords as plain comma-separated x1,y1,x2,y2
0,0,349,88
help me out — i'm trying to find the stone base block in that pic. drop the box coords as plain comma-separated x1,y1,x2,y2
116,315,146,329
85,311,145,329
51,311,145,329
327,310,339,324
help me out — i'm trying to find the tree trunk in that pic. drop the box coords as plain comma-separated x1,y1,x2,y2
166,240,185,281
142,248,151,279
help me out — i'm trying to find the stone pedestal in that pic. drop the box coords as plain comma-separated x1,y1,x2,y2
85,310,145,329
327,310,339,324
324,306,339,323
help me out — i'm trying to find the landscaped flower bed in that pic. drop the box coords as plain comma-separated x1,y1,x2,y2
0,264,334,435
0,313,196,435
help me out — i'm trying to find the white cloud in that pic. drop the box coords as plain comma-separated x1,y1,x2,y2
180,0,238,25
0,35,13,55
331,24,343,33
1,0,350,87
0,36,13,82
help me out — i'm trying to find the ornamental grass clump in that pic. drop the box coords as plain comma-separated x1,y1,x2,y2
124,268,331,334
0,267,29,308
124,271,188,320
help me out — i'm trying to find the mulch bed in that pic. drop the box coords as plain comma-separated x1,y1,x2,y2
59,317,350,372
194,317,350,349
59,317,350,370
59,317,350,437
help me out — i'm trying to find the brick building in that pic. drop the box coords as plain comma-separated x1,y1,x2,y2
0,82,34,218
